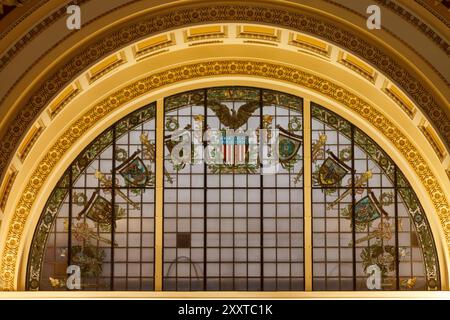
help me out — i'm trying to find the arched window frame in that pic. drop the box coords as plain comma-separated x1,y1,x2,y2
26,87,440,292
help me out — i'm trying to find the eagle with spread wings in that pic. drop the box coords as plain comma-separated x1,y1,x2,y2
207,100,260,129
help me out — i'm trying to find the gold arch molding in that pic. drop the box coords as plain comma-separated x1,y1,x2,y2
0,1,449,189
1,58,449,291
2,22,449,222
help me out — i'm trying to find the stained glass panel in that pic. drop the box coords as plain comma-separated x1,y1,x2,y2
27,88,439,292
311,103,439,291
163,87,304,291
28,103,156,290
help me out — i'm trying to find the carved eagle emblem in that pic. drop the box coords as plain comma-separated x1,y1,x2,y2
207,100,260,129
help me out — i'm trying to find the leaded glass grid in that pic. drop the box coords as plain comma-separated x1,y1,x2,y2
163,87,305,291
27,87,439,292
27,103,156,291
311,103,439,291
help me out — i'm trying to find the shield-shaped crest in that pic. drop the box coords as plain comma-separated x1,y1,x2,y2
77,191,113,225
318,152,351,187
116,150,149,187
220,133,249,165
276,125,303,163
354,191,388,223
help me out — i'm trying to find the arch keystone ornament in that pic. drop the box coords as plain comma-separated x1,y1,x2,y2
0,59,449,291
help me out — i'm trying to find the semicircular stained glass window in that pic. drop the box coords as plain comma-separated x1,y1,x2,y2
27,87,439,292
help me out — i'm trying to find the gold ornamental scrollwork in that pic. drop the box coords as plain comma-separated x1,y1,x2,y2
0,60,449,290
1,3,449,188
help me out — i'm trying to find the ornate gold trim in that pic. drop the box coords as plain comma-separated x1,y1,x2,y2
87,52,127,84
419,120,448,162
1,1,446,69
324,0,449,85
288,33,330,57
0,0,50,41
16,120,45,162
1,2,449,188
134,33,176,61
184,25,227,42
382,81,417,119
1,60,449,291
0,166,17,212
47,81,81,119
412,0,450,29
337,52,377,84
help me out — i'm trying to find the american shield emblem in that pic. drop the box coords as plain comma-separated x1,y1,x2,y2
276,125,303,163
318,152,351,187
116,150,149,187
354,191,388,223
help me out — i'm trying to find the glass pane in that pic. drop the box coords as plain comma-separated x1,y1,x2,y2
163,87,304,291
28,103,156,291
311,103,439,291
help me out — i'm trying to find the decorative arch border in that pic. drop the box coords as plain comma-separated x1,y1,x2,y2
1,60,449,291
0,2,449,186
25,87,440,291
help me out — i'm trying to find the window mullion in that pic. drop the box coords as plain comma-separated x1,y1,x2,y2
303,99,312,291
155,98,165,291
111,125,116,290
